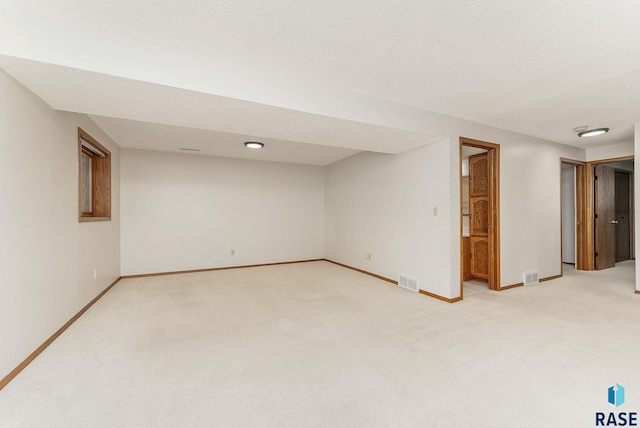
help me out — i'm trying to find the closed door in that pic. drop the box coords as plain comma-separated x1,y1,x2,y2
594,165,616,269
469,153,489,279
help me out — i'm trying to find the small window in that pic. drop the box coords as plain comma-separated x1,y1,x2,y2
78,128,111,222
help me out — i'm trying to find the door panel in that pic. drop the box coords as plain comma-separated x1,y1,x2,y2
615,171,631,262
470,196,489,236
594,165,616,269
471,237,489,279
469,153,489,280
469,155,489,196
463,237,472,281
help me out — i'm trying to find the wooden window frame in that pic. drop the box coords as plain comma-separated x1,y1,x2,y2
78,128,111,222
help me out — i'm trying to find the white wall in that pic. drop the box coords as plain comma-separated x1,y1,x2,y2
120,149,325,275
431,118,587,296
561,166,576,263
603,160,634,172
326,113,586,299
325,141,452,297
0,70,120,380
587,141,633,161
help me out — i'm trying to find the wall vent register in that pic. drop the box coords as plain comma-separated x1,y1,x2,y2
399,275,418,292
523,271,539,285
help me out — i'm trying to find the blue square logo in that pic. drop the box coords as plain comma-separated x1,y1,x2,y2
608,384,625,407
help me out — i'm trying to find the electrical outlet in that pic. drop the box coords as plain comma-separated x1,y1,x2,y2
364,252,371,260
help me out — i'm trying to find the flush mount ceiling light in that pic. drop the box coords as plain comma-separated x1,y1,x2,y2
244,141,264,149
575,127,610,138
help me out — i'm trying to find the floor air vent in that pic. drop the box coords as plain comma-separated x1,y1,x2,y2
399,275,418,292
523,271,539,285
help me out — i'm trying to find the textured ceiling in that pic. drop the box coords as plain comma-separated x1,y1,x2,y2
1,0,640,163
90,115,360,166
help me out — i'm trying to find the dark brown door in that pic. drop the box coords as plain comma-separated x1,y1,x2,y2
469,153,489,279
594,165,616,269
615,171,631,262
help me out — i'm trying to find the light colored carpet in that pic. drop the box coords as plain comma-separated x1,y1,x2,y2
0,260,638,427
463,279,489,296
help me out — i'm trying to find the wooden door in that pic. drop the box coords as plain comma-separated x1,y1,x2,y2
615,171,631,262
469,153,489,279
594,165,616,269
462,237,472,281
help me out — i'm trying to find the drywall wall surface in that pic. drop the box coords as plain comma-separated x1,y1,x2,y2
587,141,633,161
326,110,587,298
464,133,582,287
561,166,576,263
325,140,453,298
0,69,120,380
603,160,634,171
120,149,325,275
402,112,587,292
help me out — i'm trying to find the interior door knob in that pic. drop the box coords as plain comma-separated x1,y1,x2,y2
611,220,619,224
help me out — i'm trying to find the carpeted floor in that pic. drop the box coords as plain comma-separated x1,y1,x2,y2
463,279,489,296
0,260,638,427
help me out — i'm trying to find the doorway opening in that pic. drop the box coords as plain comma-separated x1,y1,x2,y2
460,137,500,298
560,159,587,273
560,156,634,274
592,157,635,270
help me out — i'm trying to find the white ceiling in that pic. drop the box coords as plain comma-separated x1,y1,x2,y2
1,1,640,164
90,115,360,166
462,146,487,161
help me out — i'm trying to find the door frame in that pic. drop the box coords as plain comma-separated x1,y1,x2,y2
560,159,588,270
460,137,500,296
564,155,634,271
589,156,635,270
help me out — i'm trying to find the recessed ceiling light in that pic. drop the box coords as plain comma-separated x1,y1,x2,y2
244,141,264,149
577,128,609,138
